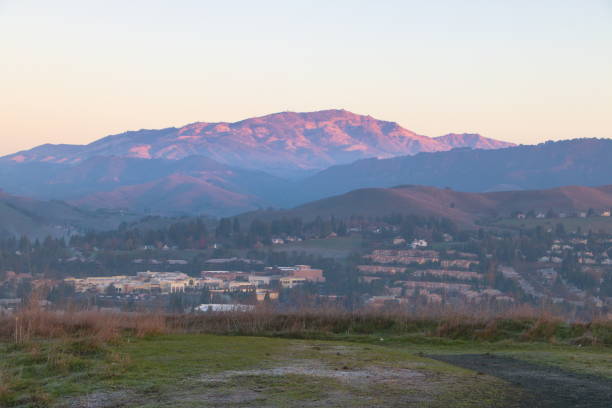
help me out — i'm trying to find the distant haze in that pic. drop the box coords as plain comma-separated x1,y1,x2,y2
1,0,611,156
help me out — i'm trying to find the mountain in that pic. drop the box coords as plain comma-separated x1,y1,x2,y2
0,110,516,216
0,191,139,239
2,110,512,175
294,138,612,205
434,133,515,150
241,184,612,227
0,156,289,215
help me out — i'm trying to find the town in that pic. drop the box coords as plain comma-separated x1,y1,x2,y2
2,211,612,318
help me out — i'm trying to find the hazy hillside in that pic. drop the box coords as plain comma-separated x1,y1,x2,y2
241,184,612,227
0,156,290,214
295,139,612,204
1,110,511,175
71,173,269,217
0,192,138,239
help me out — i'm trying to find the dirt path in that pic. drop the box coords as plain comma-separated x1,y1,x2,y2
429,354,612,408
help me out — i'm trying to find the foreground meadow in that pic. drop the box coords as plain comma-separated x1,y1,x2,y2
1,310,611,407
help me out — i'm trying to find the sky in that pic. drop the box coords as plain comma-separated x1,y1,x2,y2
0,0,611,156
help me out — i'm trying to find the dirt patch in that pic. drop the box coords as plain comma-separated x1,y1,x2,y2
199,361,425,384
429,354,612,408
59,391,136,408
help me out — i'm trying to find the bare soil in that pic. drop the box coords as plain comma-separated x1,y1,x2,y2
429,354,612,408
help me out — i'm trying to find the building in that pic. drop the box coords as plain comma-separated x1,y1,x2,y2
65,271,199,294
392,237,406,246
291,265,325,282
197,304,255,312
410,239,428,249
248,275,280,287
255,289,279,302
228,281,256,291
280,277,307,288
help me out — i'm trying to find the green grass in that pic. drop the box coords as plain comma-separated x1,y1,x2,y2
4,311,609,406
111,334,291,390
2,332,610,407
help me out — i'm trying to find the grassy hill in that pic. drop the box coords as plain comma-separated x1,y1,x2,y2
240,184,612,227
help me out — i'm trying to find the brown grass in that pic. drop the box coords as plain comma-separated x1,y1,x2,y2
1,309,168,345
1,302,610,346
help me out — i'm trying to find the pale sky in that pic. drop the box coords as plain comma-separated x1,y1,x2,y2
1,0,611,156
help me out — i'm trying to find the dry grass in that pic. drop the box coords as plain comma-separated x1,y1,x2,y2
1,302,610,346
0,309,168,345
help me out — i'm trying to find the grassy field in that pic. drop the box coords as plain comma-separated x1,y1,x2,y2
2,334,611,408
492,216,612,233
1,311,611,407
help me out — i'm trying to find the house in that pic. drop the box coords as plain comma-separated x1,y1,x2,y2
167,259,188,265
441,259,479,269
410,239,428,249
413,269,483,281
392,237,406,246
602,210,611,217
357,265,407,275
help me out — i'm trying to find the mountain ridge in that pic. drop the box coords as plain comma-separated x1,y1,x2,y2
294,138,612,205
2,109,513,174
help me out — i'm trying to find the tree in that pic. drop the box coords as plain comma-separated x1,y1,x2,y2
232,218,241,234
215,218,232,239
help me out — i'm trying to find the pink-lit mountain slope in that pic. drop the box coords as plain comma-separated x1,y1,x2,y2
2,110,513,174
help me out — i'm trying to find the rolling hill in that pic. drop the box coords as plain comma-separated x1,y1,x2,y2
240,184,612,227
